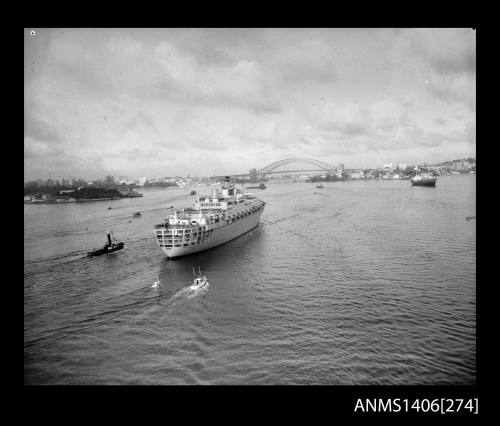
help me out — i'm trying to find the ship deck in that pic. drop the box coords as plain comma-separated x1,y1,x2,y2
154,198,264,230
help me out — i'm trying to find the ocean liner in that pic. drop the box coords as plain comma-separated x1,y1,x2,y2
154,177,265,258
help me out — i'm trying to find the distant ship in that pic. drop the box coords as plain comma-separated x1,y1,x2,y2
315,183,324,188
411,174,437,187
118,188,143,197
306,174,345,182
246,183,266,190
391,174,410,180
154,177,265,258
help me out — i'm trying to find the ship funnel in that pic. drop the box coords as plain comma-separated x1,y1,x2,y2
223,176,231,188
107,233,112,245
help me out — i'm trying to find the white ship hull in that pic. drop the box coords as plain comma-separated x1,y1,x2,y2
159,208,263,258
154,177,265,259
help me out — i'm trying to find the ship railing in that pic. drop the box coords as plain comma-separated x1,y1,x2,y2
166,223,204,230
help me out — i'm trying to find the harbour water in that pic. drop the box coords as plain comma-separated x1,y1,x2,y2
24,175,476,385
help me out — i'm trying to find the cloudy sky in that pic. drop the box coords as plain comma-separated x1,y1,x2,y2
24,28,475,180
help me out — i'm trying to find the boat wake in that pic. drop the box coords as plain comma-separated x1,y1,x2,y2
24,294,158,350
186,282,209,298
25,250,89,279
25,250,87,267
25,275,209,351
169,282,210,302
261,213,301,227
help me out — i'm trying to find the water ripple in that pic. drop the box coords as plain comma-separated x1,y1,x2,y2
24,177,476,384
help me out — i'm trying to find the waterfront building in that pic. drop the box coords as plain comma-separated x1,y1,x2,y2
115,176,129,184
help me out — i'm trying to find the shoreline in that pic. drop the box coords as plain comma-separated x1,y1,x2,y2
24,196,122,204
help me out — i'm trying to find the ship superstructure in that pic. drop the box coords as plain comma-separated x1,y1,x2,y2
411,170,437,187
154,177,265,258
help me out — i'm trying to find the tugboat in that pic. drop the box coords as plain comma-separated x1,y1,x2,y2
87,232,124,257
190,267,208,290
411,173,437,187
133,212,141,217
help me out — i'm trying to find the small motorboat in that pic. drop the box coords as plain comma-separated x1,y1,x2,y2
152,275,161,288
108,206,112,209
190,190,196,195
315,183,324,189
190,267,208,290
133,212,141,217
87,232,124,257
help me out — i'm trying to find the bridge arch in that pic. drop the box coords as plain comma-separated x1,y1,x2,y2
257,157,339,176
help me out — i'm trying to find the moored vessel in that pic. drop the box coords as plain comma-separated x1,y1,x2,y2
154,177,265,258
246,183,266,190
411,174,437,187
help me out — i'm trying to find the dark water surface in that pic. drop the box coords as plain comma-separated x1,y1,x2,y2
24,175,476,384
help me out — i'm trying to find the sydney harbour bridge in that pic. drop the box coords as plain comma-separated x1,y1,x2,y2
214,157,343,182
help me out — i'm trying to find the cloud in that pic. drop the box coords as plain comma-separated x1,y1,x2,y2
465,121,476,144
297,96,474,158
394,29,475,110
153,42,275,110
24,138,62,157
123,148,160,161
434,117,449,126
418,29,475,75
43,32,279,113
426,74,476,110
24,29,476,179
308,101,371,136
24,115,63,145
